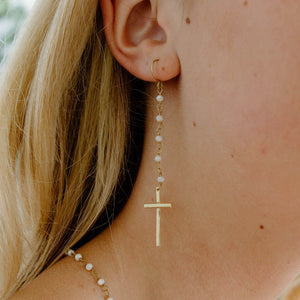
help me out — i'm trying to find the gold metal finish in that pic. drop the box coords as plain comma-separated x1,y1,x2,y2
151,58,160,81
144,203,172,208
144,59,172,247
144,188,172,247
151,58,163,96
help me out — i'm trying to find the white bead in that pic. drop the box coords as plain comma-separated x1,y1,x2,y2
155,135,162,142
156,95,164,102
157,176,165,183
154,155,161,162
97,278,105,286
107,298,114,300
75,253,82,261
86,263,93,271
67,249,75,256
156,115,163,122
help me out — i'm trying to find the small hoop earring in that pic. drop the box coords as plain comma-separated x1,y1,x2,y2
151,58,163,94
151,58,160,82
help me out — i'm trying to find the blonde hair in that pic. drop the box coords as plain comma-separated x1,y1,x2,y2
0,0,146,298
280,274,300,300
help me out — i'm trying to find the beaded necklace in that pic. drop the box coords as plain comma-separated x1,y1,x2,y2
66,248,113,300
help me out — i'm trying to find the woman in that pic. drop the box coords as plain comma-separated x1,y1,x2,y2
1,0,300,299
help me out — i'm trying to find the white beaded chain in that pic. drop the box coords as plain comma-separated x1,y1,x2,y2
66,248,113,300
155,81,165,187
144,58,172,247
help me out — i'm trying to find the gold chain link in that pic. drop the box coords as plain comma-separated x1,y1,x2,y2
155,80,164,189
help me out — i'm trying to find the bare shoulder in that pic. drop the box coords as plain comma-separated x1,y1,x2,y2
9,253,102,300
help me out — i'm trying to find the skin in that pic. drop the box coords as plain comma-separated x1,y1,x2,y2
11,0,300,299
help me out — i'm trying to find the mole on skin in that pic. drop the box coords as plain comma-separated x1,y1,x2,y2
243,0,248,6
186,17,191,24
193,121,196,127
260,225,264,230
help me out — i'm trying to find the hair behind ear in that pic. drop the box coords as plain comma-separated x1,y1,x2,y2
0,0,146,298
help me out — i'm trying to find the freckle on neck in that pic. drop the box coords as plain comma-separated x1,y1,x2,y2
186,17,191,24
243,0,248,6
261,147,266,155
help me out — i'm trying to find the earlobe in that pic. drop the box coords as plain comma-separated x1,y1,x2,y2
99,0,180,82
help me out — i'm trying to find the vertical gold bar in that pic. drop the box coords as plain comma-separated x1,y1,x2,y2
156,187,161,247
156,208,160,247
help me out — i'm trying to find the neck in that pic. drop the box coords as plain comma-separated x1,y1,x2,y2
86,78,299,299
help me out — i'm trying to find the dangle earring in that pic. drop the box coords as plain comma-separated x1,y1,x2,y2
144,59,172,247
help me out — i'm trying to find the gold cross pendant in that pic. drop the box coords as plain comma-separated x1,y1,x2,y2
144,187,172,247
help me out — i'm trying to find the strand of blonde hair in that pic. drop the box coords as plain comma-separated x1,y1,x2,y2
0,1,140,298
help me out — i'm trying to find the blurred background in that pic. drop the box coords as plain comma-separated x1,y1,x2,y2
0,0,299,299
0,0,34,65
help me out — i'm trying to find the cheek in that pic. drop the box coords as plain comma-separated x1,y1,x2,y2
216,87,300,183
213,1,300,193
187,1,300,221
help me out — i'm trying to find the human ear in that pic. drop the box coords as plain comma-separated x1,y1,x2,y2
99,0,180,82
